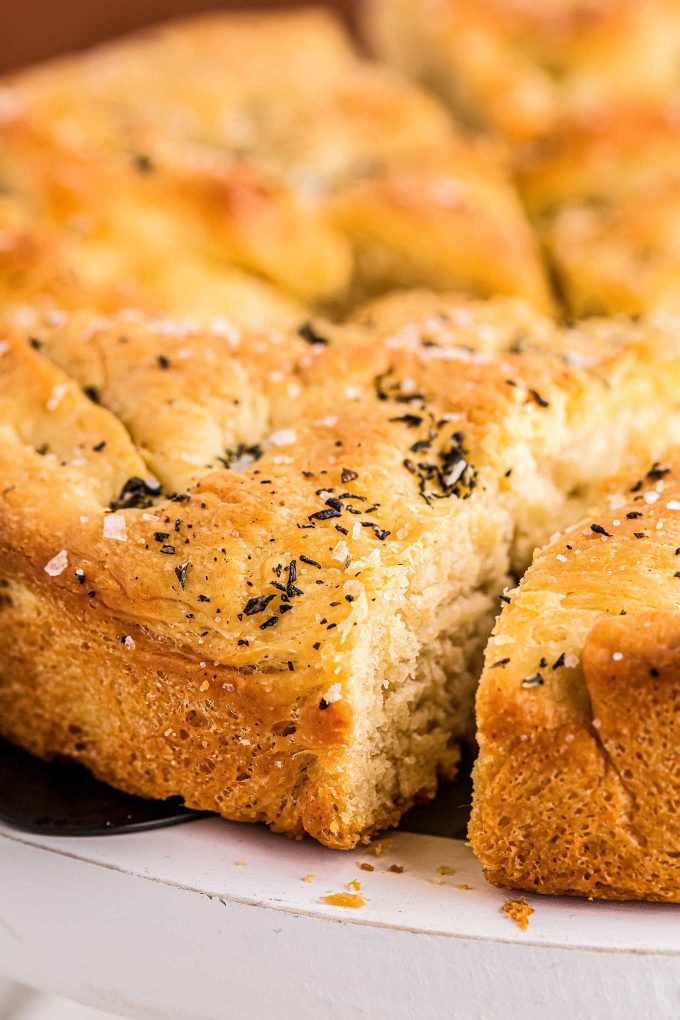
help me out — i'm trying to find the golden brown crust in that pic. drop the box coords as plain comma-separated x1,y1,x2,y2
4,295,680,847
518,101,680,316
368,0,680,141
471,457,680,899
0,9,551,321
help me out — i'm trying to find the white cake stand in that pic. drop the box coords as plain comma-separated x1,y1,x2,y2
1,818,679,1020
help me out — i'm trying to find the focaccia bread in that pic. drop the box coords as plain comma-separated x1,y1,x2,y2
367,1,680,319
3,293,680,848
367,0,680,141
518,101,680,317
471,452,680,901
0,9,551,324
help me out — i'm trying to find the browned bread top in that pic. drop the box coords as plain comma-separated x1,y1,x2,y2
518,100,680,316
471,455,680,900
3,292,680,847
368,0,680,141
0,9,551,322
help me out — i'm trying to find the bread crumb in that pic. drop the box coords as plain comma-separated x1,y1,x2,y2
303,873,316,883
322,892,366,909
348,879,361,891
388,864,404,874
502,896,534,930
435,865,455,875
359,862,374,872
457,883,472,890
365,838,392,858
234,859,246,867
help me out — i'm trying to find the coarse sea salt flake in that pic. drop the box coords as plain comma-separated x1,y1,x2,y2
332,540,350,562
47,382,69,411
44,550,68,576
103,514,127,541
323,683,343,704
269,428,296,447
667,500,680,510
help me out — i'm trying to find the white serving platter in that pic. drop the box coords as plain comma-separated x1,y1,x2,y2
1,816,679,1020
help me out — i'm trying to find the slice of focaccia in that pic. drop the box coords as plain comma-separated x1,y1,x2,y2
471,455,680,901
519,101,680,317
2,292,680,848
367,0,680,142
0,9,551,319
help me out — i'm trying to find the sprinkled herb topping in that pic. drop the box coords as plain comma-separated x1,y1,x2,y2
74,569,86,585
374,369,424,404
298,321,330,346
175,561,191,590
309,504,343,522
160,545,176,555
552,653,565,670
110,476,162,510
243,594,276,616
528,389,549,408
219,443,263,471
521,672,544,688
490,658,510,669
341,468,358,484
154,532,170,542
626,511,643,519
133,153,155,174
389,414,423,428
300,555,321,568
157,354,171,370
409,431,477,505
84,386,100,403
260,616,278,630
647,463,671,481
361,522,390,541
590,523,611,537
286,560,303,598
